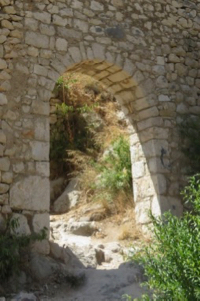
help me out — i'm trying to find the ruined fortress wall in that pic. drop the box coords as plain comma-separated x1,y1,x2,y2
0,0,199,245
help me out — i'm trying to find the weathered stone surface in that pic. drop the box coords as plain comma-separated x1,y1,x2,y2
53,178,81,213
10,176,49,211
50,177,65,202
32,213,49,233
25,31,49,49
11,213,31,236
0,157,10,171
67,220,97,236
30,141,49,161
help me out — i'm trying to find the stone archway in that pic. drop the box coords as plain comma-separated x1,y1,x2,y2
0,0,199,239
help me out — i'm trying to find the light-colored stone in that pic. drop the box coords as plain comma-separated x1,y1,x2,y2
0,59,7,69
0,157,10,171
0,93,8,105
30,141,49,161
33,213,49,234
10,176,50,211
56,38,68,51
25,31,49,49
53,178,81,213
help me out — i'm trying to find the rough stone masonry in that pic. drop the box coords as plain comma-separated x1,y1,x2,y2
0,0,200,251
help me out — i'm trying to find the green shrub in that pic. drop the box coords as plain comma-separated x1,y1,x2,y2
93,136,132,203
126,174,200,301
0,218,47,282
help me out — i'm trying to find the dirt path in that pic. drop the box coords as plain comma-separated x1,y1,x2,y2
42,216,147,301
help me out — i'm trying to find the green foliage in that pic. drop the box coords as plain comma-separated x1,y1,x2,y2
54,76,77,93
50,101,99,176
180,116,200,172
93,136,132,202
127,175,200,301
0,218,47,282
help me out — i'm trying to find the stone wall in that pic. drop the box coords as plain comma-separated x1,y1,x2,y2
0,0,200,241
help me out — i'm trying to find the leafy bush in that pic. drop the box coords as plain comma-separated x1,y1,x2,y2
180,116,200,173
0,218,47,282
126,174,200,301
93,136,132,203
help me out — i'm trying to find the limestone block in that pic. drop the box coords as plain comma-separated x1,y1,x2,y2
25,31,49,49
138,106,159,120
33,12,51,24
50,241,62,259
2,171,13,184
52,15,68,27
16,63,29,74
10,29,23,39
34,117,49,141
74,19,89,33
11,213,31,236
0,193,8,205
0,144,4,156
0,93,7,105
68,46,82,63
135,200,151,224
56,38,68,52
137,117,163,131
13,162,25,173
25,18,38,31
168,54,180,63
39,24,55,36
133,177,155,201
36,162,49,177
158,196,183,216
32,240,50,255
152,174,167,195
32,100,49,115
34,64,48,76
41,50,53,59
92,43,105,60
0,157,10,171
2,204,11,214
57,27,82,40
153,65,165,75
159,95,170,102
0,0,11,6
0,36,7,44
10,176,50,211
143,139,168,157
3,6,16,14
156,76,168,88
30,141,49,161
1,20,14,30
112,0,123,7
0,59,7,69
151,196,162,217
32,213,49,234
175,63,187,76
38,77,55,91
176,103,188,114
91,0,104,10
53,178,81,213
132,161,145,178
47,4,59,14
